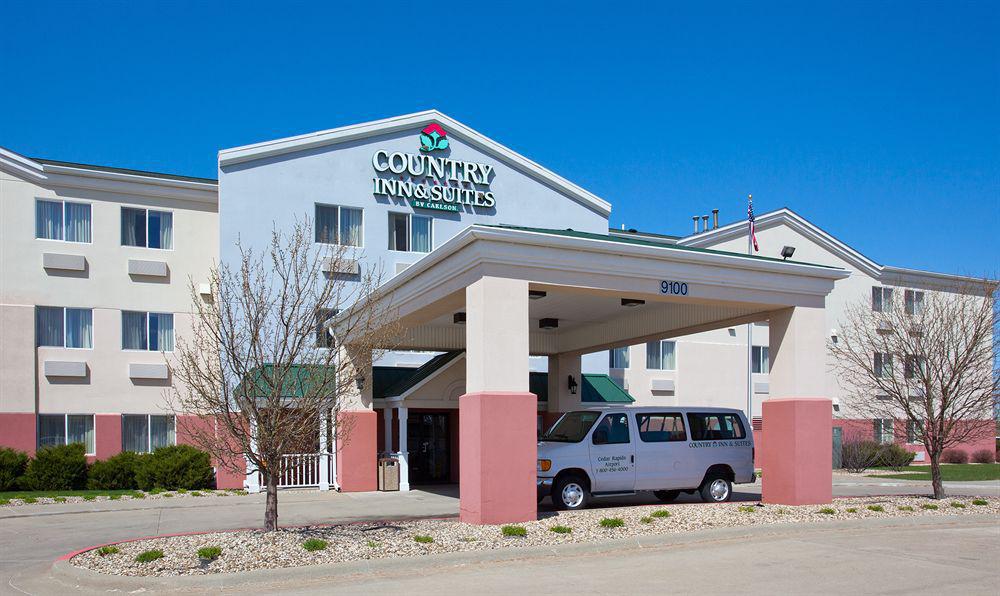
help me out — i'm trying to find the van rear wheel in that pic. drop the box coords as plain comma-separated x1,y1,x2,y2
699,475,732,503
553,474,590,510
654,490,680,503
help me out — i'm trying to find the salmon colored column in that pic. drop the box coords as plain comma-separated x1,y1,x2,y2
0,413,37,456
337,410,377,492
461,277,535,524
760,398,832,505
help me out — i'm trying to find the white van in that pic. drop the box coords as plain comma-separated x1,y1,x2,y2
537,406,755,510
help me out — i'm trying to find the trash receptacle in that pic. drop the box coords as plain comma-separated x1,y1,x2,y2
378,457,399,491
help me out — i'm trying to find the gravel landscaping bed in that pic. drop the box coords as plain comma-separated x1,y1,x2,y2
73,495,999,577
0,489,248,507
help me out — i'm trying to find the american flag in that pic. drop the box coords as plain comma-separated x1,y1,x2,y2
748,195,759,252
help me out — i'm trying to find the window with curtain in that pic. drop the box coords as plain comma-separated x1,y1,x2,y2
148,313,174,351
873,418,894,444
609,346,629,369
121,207,172,249
122,311,148,350
340,207,363,247
752,346,770,374
315,204,363,246
122,311,173,351
646,340,676,370
36,306,92,348
37,414,94,453
904,290,924,315
872,286,894,312
874,352,893,379
150,415,176,450
906,420,923,443
122,414,149,452
36,199,91,242
411,215,432,252
388,213,409,251
315,204,339,244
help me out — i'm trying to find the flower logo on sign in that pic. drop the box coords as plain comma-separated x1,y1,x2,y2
419,123,449,152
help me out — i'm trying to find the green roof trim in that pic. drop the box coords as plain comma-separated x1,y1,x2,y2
485,224,838,269
237,364,337,398
373,366,420,399
380,351,464,398
581,374,636,403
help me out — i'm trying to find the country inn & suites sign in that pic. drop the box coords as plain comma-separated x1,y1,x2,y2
372,124,497,212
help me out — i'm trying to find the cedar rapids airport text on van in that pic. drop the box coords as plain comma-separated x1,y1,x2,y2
0,111,993,520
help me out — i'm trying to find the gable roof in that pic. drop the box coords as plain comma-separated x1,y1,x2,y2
217,110,611,217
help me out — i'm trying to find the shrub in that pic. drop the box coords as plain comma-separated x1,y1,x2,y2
898,505,914,512
640,516,653,524
921,503,938,510
366,540,379,548
130,491,146,499
738,505,756,513
197,546,222,560
501,525,526,537
0,499,10,506
83,495,95,501
841,440,883,473
0,447,29,491
135,549,164,563
599,517,624,528
941,449,969,464
866,505,884,512
97,546,120,556
109,494,120,500
190,491,203,497
87,452,141,490
970,449,995,464
21,444,87,490
972,499,988,506
818,507,835,515
54,497,66,503
950,501,965,509
550,525,573,533
148,487,165,495
879,444,916,470
845,508,858,513
650,509,671,518
413,535,434,544
302,538,328,551
134,445,214,491
23,497,37,504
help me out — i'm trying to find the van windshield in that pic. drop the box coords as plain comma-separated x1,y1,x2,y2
541,411,601,443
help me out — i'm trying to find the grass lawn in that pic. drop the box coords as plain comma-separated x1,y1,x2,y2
868,463,1000,482
0,489,141,500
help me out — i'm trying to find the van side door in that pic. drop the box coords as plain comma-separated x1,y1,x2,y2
633,412,694,490
588,412,636,492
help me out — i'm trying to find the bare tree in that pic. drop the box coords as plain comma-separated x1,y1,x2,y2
167,219,398,531
832,278,998,498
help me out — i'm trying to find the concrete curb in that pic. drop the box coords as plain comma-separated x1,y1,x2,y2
46,514,998,593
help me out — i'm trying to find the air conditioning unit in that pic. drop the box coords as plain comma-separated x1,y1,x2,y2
321,258,360,275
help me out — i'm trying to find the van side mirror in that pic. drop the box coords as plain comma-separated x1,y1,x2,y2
593,429,609,445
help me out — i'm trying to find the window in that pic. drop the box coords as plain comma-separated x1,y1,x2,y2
122,311,174,351
904,355,925,379
315,204,363,247
122,414,176,453
751,345,770,374
35,306,93,348
541,411,601,443
874,352,893,379
645,340,676,370
906,420,923,444
904,290,924,316
36,199,91,242
38,414,95,454
121,207,173,249
609,346,629,369
388,212,432,253
873,418,894,444
592,413,630,445
688,412,746,441
315,308,338,348
872,286,894,312
636,413,686,442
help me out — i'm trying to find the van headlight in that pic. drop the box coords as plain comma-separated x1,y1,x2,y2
537,459,552,472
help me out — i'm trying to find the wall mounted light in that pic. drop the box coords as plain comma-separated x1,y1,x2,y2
567,374,578,395
539,318,559,330
529,290,548,300
781,245,796,260
453,312,466,324
355,375,366,391
621,298,645,308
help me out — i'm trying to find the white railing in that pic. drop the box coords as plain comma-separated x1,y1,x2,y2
258,453,333,489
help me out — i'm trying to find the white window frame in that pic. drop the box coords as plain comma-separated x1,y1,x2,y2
646,340,676,371
904,289,925,316
873,418,894,445
874,352,893,379
38,413,96,455
751,345,770,374
121,206,175,250
121,311,174,352
609,346,630,369
314,203,364,247
388,212,433,253
121,414,177,453
36,306,94,350
906,419,923,444
35,198,93,244
872,286,894,312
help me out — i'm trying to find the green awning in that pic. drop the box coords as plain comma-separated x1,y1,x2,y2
236,364,338,398
581,374,635,403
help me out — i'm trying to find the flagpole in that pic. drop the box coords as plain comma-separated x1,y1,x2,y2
746,194,754,421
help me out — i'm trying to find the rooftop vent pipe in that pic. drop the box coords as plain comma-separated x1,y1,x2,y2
712,209,719,229
701,215,710,232
692,216,700,234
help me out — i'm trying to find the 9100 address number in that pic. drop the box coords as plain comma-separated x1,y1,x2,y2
660,280,689,295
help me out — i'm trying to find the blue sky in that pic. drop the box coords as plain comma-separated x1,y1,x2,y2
1,1,996,276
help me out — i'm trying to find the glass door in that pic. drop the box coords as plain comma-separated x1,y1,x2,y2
407,412,451,484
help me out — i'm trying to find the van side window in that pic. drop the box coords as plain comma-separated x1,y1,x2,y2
687,413,746,441
636,413,686,442
592,413,630,445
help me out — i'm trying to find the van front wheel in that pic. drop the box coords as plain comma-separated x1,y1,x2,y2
553,475,590,510
699,476,732,503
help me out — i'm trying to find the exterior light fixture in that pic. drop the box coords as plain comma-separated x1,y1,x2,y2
781,246,796,260
539,318,559,330
453,312,466,324
567,374,578,395
529,290,547,300
355,375,365,391
620,298,645,308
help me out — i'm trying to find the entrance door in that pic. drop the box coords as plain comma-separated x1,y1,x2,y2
407,412,451,484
